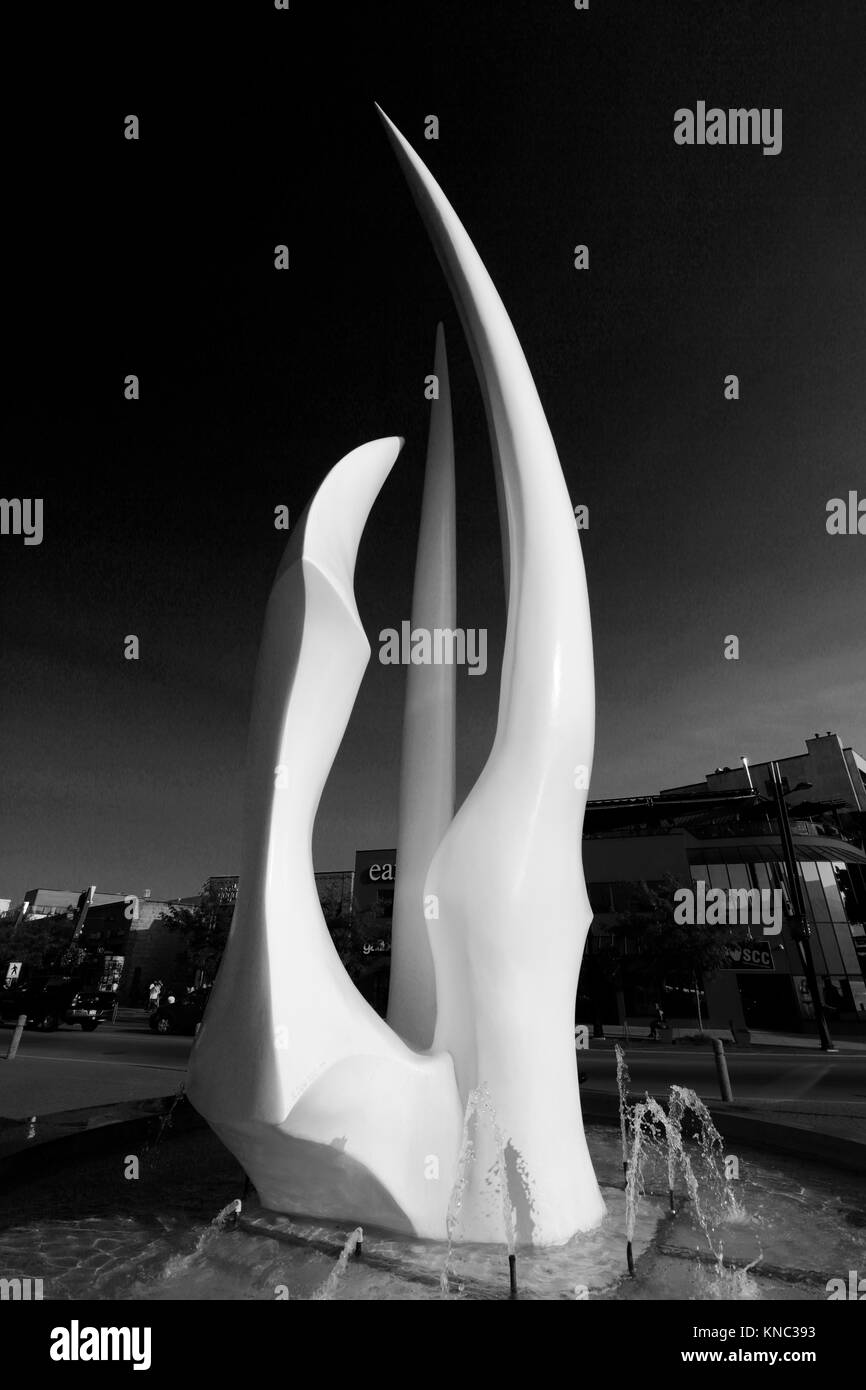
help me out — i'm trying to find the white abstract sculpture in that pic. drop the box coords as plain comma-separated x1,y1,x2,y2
187,109,605,1245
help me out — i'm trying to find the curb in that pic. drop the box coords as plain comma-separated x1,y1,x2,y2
0,1093,204,1185
579,1088,866,1175
2,1088,864,1185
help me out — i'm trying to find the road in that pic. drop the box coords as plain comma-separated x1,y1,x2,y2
4,1013,191,1072
579,1044,866,1103
0,1013,190,1118
3,1016,866,1120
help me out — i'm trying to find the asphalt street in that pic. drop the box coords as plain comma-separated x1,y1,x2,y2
0,1014,188,1117
2,1014,190,1073
579,1045,866,1103
2,1015,866,1111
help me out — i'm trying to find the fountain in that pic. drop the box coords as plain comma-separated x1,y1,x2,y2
3,1106,861,1300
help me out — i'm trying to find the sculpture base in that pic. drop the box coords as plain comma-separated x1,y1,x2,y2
208,1118,416,1237
236,1187,666,1298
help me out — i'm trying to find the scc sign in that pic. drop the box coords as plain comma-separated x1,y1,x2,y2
725,940,774,972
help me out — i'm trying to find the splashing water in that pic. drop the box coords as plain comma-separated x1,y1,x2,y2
472,1085,518,1256
669,1086,741,1227
614,1044,631,1173
616,1053,761,1293
157,1218,225,1285
211,1199,242,1231
440,1091,478,1295
440,1085,524,1296
309,1226,364,1301
149,1084,187,1157
723,1194,752,1226
624,1100,651,1248
697,1253,763,1301
643,1095,681,1209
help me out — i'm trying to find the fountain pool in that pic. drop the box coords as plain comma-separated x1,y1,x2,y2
1,1121,862,1301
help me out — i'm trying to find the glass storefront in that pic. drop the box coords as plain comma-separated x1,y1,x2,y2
688,848,866,1024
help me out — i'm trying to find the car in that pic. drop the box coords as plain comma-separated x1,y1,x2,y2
0,982,71,1031
63,988,117,1031
149,988,211,1036
0,981,117,1031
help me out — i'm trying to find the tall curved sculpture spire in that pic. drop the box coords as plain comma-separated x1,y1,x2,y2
188,113,604,1246
387,323,456,1049
375,107,603,1241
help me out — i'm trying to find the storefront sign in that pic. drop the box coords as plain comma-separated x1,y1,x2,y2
725,940,774,971
367,863,395,883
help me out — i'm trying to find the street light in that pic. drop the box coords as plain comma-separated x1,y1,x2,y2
768,760,838,1053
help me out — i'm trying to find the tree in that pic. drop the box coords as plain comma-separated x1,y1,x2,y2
326,913,368,985
156,881,385,993
155,886,235,987
578,937,624,1038
612,874,734,1029
0,914,76,979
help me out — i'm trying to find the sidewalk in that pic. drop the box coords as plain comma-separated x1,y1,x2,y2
721,1097,866,1145
748,1030,866,1052
0,1054,185,1120
592,1025,866,1052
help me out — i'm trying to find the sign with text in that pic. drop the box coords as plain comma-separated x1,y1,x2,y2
725,940,774,971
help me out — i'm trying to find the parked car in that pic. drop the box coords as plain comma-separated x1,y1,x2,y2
149,988,211,1036
0,981,116,1031
63,988,117,1031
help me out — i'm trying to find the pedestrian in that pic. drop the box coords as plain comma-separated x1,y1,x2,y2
648,1001,667,1040
148,979,162,1013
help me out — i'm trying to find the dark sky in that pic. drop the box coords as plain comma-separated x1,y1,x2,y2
3,1,864,903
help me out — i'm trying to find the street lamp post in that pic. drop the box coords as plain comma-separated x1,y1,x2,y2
768,760,838,1053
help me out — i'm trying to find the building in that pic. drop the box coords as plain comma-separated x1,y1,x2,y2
202,871,355,921
582,806,866,1033
348,735,866,1035
663,732,866,831
0,885,205,1002
581,728,866,1035
17,886,127,923
201,866,393,1008
79,896,200,1002
351,849,395,1015
352,850,395,924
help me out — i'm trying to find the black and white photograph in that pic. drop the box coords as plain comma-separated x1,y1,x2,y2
2,0,864,1360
